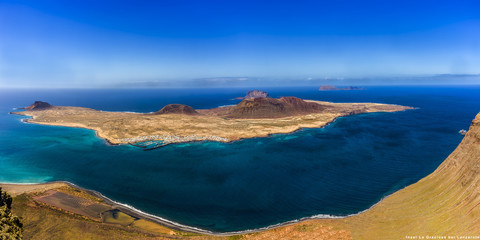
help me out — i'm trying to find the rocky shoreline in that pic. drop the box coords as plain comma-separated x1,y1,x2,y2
117,134,229,144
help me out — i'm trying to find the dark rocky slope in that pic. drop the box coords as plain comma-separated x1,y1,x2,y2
24,101,52,111
226,96,326,118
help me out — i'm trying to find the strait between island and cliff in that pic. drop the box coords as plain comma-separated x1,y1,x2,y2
11,92,412,148
2,111,480,239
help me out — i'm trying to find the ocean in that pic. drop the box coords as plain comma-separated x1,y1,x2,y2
0,86,479,232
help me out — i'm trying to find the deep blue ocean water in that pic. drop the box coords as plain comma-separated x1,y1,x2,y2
0,86,479,232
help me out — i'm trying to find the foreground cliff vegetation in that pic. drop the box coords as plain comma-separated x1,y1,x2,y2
0,188,23,240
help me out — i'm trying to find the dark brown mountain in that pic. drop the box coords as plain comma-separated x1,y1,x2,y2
154,104,199,115
24,101,52,111
226,96,326,118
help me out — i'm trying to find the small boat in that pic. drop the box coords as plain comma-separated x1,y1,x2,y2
459,129,467,135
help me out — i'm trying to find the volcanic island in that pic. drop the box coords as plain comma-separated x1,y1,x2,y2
11,91,412,149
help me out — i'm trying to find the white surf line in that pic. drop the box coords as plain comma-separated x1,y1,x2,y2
0,178,410,236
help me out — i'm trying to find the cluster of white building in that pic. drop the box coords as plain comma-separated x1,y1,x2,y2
117,134,229,144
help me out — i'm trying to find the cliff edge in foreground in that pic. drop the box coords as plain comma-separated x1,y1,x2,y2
231,112,480,239
329,112,480,239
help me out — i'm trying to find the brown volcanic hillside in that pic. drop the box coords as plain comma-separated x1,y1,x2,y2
154,104,199,115
24,101,52,111
226,96,327,118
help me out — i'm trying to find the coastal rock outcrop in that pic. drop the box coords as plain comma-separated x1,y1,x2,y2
24,101,52,111
226,96,326,118
154,104,199,115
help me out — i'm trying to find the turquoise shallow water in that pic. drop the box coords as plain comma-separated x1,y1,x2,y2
0,86,479,232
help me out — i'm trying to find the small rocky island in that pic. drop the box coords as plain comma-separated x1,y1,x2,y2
319,85,364,91
12,91,412,148
235,90,270,99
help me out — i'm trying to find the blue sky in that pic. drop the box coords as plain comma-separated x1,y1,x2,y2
0,0,479,87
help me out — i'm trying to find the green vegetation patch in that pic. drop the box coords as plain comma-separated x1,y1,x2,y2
102,209,137,226
0,187,23,239
228,235,244,240
294,224,316,232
